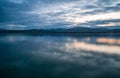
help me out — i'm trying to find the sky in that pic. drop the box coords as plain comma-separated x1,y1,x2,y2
0,0,120,29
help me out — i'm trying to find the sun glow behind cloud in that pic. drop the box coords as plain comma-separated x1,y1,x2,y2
97,22,120,26
65,12,120,25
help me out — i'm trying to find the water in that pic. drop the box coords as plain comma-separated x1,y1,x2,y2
0,34,120,78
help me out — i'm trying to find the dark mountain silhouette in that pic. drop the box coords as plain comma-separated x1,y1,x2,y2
0,27,120,34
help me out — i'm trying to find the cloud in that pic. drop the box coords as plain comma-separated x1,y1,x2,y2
0,0,120,29
97,22,120,27
9,0,25,4
63,12,120,24
83,19,120,27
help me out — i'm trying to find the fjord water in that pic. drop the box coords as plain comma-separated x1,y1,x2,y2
0,34,120,78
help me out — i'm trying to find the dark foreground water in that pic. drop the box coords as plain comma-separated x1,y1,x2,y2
0,34,120,78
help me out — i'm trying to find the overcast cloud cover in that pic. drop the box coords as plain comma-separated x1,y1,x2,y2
0,0,120,29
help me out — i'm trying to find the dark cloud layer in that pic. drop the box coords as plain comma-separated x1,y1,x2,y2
0,0,120,29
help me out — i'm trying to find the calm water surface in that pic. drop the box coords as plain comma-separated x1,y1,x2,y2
0,34,120,78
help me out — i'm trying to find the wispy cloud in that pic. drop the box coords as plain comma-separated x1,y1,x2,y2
97,22,120,26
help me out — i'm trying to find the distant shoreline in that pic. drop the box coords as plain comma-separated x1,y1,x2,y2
0,30,120,36
0,27,120,34
0,29,120,33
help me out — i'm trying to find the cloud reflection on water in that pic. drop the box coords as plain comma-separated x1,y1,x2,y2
65,39,120,54
97,37,120,45
0,35,120,78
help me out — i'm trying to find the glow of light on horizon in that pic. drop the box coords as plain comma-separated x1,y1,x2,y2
97,22,120,26
65,12,120,25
